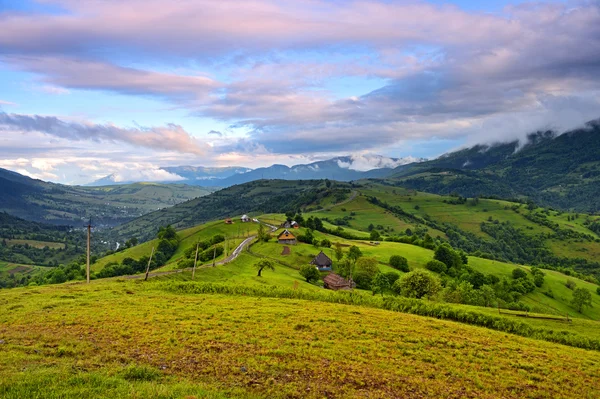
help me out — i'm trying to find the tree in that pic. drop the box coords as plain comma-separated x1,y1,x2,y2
434,244,462,269
255,259,275,277
353,257,379,289
370,230,381,241
480,285,496,307
157,225,177,240
347,246,362,265
320,239,332,248
299,265,320,283
425,259,447,274
371,273,390,296
334,243,344,263
512,268,528,280
257,224,270,242
597,287,600,296
393,270,441,299
367,223,375,232
566,280,577,290
571,288,593,313
389,255,409,272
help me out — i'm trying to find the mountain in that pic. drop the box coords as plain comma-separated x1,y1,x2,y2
0,168,215,226
386,120,600,212
87,155,423,187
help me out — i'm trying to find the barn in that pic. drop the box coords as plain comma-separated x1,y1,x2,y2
277,229,297,245
323,273,355,290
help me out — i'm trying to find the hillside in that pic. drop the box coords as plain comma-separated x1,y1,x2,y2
107,179,354,243
1,279,599,398
388,120,600,212
0,168,214,226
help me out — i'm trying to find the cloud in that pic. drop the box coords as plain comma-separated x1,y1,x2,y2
0,112,208,155
0,100,17,106
337,154,425,172
4,57,218,102
1,0,599,171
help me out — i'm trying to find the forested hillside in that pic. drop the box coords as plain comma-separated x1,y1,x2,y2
389,120,600,212
0,168,214,226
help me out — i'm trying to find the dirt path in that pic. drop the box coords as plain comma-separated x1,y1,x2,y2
123,223,277,280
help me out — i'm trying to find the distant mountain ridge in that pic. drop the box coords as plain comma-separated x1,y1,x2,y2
87,154,425,187
0,168,214,226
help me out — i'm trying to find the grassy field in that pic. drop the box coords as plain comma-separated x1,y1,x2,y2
1,279,599,398
3,239,65,249
0,261,44,276
93,219,260,272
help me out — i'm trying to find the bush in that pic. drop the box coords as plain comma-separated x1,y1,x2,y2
512,268,528,280
533,274,544,288
393,270,441,299
597,287,600,296
383,272,400,285
434,244,463,269
425,259,447,274
566,280,577,290
389,255,409,272
354,257,379,289
299,265,320,283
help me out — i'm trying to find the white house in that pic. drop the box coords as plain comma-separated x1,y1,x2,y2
241,214,250,222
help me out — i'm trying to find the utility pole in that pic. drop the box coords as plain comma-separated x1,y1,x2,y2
192,242,199,280
212,245,217,267
144,247,155,281
86,219,92,284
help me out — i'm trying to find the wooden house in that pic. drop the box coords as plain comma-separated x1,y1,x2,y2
310,251,332,271
281,221,292,229
277,229,297,245
291,221,299,229
224,218,233,224
323,273,355,291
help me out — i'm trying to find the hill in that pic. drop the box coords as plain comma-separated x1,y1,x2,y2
0,279,599,398
388,120,600,212
107,179,354,243
0,168,214,226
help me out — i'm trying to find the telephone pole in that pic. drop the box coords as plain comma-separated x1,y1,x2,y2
144,247,155,281
86,219,92,284
192,242,199,280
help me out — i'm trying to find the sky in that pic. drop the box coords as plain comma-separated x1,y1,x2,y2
0,0,599,184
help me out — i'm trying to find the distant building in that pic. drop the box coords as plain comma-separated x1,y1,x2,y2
291,221,299,229
323,273,355,290
224,218,233,224
252,218,259,223
281,221,292,229
277,229,297,245
310,251,332,271
241,214,250,222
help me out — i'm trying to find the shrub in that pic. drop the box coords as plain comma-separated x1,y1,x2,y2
533,274,544,288
597,287,600,296
354,257,379,289
434,244,462,269
512,268,528,280
393,270,441,299
571,288,593,313
383,272,400,285
566,280,577,290
299,265,320,283
426,259,447,274
389,255,409,272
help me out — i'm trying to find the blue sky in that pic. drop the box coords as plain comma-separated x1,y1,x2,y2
0,0,598,184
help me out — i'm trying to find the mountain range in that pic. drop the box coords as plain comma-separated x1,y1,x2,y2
87,155,425,187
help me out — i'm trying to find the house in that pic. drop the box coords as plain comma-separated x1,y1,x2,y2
241,214,250,222
310,251,332,271
291,221,299,229
224,218,233,224
277,229,297,245
281,221,292,229
252,218,259,223
323,273,355,291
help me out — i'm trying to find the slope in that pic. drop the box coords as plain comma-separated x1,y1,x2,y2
388,120,600,212
0,168,214,226
1,279,599,398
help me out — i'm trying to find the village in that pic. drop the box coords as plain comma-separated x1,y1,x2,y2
224,214,356,291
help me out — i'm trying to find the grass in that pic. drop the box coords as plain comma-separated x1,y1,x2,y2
3,239,65,249
92,219,259,272
0,261,45,277
1,279,599,398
